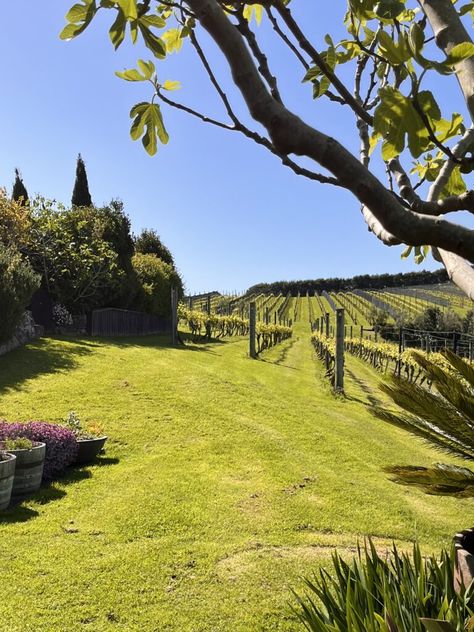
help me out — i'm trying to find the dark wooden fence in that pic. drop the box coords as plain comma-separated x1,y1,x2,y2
89,309,171,337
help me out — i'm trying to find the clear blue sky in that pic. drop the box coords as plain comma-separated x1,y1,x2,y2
1,2,467,294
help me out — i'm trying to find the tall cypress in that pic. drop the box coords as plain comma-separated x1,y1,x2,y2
11,168,29,205
71,154,93,207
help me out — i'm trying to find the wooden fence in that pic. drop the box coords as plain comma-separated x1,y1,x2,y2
89,309,171,337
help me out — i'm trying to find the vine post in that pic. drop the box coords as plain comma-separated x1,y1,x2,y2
171,287,178,346
325,312,330,371
335,308,345,392
249,301,257,359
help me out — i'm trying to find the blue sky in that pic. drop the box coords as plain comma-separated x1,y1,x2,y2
0,2,467,294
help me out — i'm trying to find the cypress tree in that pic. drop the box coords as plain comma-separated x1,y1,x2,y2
11,168,29,205
71,154,93,207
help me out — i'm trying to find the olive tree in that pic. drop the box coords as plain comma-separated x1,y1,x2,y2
61,0,474,296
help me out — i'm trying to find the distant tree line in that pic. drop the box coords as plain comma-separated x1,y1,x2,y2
246,269,449,297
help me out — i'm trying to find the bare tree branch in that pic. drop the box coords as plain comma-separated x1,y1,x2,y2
272,0,374,125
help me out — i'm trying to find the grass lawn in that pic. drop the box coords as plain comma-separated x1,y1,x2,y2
0,302,470,631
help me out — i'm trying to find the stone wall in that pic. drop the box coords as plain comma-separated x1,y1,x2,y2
0,312,43,357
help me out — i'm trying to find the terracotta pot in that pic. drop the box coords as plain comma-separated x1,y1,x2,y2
454,528,474,593
74,436,107,465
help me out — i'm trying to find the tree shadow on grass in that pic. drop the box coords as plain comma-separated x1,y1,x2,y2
0,456,120,524
102,332,227,355
0,337,97,395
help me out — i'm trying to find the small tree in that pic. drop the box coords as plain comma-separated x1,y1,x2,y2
71,154,92,207
134,229,175,266
11,169,28,205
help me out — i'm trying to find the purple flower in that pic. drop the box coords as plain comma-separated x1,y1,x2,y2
0,421,78,481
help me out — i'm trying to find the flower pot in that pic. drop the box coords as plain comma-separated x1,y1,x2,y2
0,453,16,510
74,436,107,465
5,442,46,496
454,528,474,593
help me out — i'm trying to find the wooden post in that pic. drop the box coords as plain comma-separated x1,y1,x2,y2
325,313,330,338
360,324,364,340
350,325,353,338
274,312,277,325
171,287,178,346
265,307,269,324
335,308,344,392
249,301,257,359
206,295,211,315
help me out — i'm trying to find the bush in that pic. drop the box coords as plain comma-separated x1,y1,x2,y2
0,244,40,343
293,540,474,631
134,228,174,266
0,421,78,480
132,253,183,318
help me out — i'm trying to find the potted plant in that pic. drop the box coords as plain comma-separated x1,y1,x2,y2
0,450,16,510
64,412,107,465
1,438,46,496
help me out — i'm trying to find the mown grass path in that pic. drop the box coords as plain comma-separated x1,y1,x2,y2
0,307,470,631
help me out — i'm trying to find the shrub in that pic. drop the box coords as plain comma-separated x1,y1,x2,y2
132,252,183,318
0,421,78,480
134,228,174,266
293,540,474,631
0,244,40,343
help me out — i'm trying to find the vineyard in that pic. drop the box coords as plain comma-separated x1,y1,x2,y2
184,281,474,388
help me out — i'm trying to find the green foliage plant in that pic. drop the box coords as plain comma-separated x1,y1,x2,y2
3,437,34,451
134,228,174,266
64,411,102,440
0,243,40,343
293,540,474,632
132,252,183,317
372,349,474,460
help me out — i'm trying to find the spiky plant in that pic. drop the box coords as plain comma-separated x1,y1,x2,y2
293,540,474,632
372,350,474,460
384,463,474,497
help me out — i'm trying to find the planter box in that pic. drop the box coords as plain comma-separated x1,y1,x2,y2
75,436,107,465
0,454,16,509
6,442,46,496
454,528,474,593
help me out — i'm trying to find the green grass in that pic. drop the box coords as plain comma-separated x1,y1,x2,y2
0,303,470,631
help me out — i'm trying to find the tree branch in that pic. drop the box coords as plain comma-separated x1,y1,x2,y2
272,0,374,125
185,0,474,264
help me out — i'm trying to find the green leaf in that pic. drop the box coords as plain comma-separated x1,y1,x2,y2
115,68,146,81
408,22,424,54
374,86,429,159
162,80,181,91
243,4,263,25
445,42,474,65
442,165,467,197
60,0,97,40
162,28,184,53
109,9,126,49
377,29,411,64
374,0,405,20
137,59,155,80
116,0,137,20
138,22,166,59
129,102,168,155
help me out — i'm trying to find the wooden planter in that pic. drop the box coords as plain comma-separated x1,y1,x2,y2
75,436,107,465
0,453,16,510
454,528,474,593
5,442,46,496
